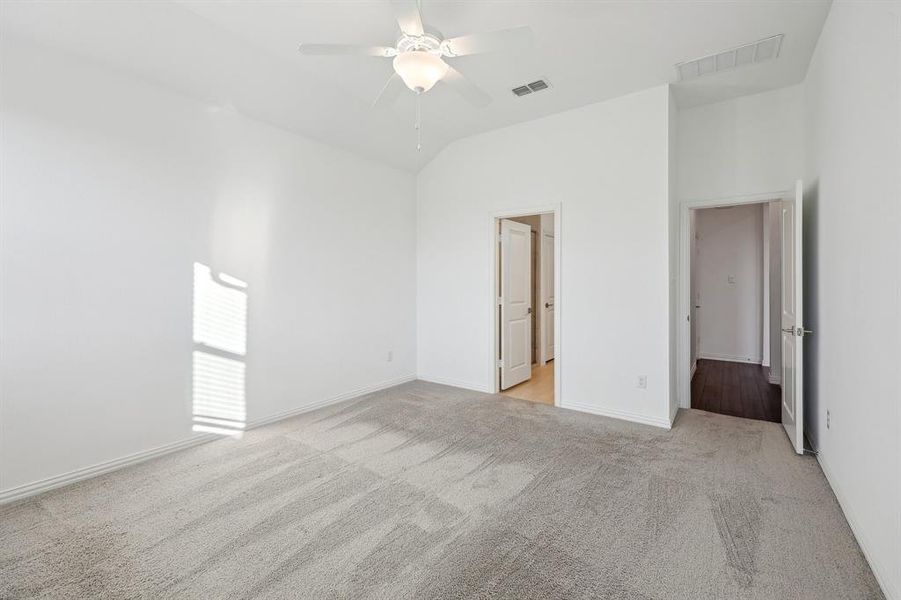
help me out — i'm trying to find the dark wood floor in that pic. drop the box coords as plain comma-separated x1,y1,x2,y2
691,359,782,422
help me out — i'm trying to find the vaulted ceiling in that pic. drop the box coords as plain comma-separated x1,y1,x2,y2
0,1,831,171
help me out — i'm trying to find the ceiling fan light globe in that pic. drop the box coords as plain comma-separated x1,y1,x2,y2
392,51,448,93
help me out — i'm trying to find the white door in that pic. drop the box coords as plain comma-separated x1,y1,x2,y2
541,233,555,361
500,219,532,389
781,180,805,454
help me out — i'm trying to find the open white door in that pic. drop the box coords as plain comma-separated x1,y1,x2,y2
541,232,555,361
781,180,805,454
500,219,532,389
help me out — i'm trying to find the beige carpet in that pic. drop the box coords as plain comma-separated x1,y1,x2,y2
0,381,884,599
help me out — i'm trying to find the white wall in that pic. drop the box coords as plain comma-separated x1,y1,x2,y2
667,87,679,421
417,85,673,428
678,85,804,201
802,2,901,597
0,39,417,495
693,204,764,363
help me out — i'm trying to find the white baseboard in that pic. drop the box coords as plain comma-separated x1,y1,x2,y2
766,367,781,385
560,400,672,430
669,402,680,427
698,352,761,364
417,374,493,394
0,434,218,506
248,374,416,429
690,360,697,380
817,451,899,600
0,373,416,505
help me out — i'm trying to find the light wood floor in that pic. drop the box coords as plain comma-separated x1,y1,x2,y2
500,361,554,405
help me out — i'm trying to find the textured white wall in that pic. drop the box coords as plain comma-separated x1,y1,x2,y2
417,86,673,427
0,39,417,493
802,2,901,597
677,85,804,201
693,204,764,363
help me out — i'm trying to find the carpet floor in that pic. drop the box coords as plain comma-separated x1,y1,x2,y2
0,381,884,599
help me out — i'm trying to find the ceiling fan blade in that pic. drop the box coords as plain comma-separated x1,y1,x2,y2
441,26,533,57
441,65,491,107
298,43,396,57
372,73,406,108
390,0,424,36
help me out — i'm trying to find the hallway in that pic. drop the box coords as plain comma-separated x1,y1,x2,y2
691,359,781,422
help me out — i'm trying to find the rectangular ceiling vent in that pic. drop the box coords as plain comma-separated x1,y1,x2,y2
512,79,551,97
676,34,783,81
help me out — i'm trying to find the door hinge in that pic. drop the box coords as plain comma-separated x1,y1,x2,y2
496,359,504,368
497,296,503,306
784,326,814,337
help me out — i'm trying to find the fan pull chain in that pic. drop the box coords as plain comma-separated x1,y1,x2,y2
415,93,422,151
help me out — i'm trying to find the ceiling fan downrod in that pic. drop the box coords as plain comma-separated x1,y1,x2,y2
415,92,422,151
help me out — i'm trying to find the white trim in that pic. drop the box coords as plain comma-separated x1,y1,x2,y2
761,202,771,368
817,452,899,600
678,189,790,409
766,367,782,385
491,204,562,407
0,434,218,505
689,360,697,380
0,373,416,505
417,374,493,394
697,352,762,364
248,374,416,428
561,400,673,430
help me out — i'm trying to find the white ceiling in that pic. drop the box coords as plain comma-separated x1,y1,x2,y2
0,0,830,172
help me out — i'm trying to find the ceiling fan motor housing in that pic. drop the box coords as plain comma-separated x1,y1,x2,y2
396,32,444,55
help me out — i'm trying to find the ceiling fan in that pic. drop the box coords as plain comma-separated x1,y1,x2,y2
298,0,533,149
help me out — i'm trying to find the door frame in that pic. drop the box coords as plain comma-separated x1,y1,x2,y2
491,204,562,406
677,190,788,410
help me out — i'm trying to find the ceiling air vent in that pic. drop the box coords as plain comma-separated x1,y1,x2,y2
676,34,783,81
512,79,551,97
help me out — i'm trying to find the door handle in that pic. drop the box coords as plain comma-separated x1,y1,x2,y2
781,327,795,334
545,302,553,308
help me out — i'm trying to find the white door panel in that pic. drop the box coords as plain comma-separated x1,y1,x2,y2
501,220,532,389
781,180,804,454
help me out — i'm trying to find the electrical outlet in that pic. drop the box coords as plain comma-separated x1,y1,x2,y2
826,409,830,430
387,350,393,362
637,376,647,389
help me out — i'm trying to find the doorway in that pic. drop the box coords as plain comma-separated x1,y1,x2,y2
689,201,780,421
679,183,806,454
493,208,559,406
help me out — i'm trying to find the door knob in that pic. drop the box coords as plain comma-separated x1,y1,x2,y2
545,302,553,308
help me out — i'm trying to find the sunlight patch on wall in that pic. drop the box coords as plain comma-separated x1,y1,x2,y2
192,262,248,436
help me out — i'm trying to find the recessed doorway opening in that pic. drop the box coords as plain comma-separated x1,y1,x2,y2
679,183,806,454
492,207,560,406
689,201,781,422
